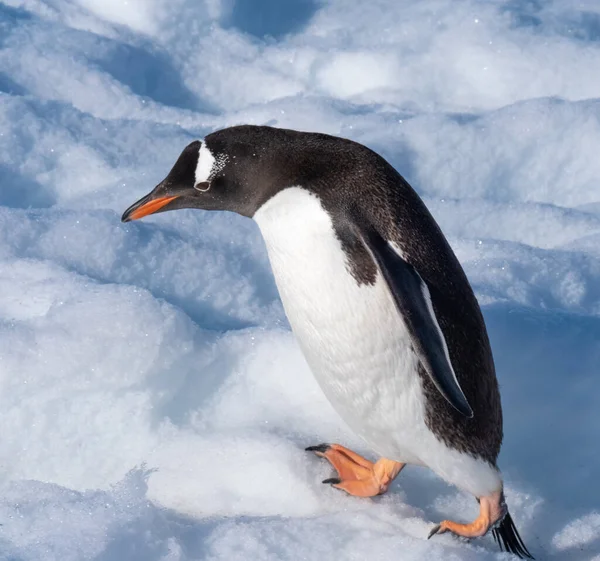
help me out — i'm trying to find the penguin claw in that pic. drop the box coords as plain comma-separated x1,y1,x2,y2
427,523,443,539
305,443,331,453
322,478,341,485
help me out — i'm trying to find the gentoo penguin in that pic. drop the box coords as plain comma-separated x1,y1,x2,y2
122,125,533,558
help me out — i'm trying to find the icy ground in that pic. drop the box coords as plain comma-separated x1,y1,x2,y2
0,0,599,559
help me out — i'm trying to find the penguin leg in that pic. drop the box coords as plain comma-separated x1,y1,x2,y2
428,490,506,540
306,443,405,497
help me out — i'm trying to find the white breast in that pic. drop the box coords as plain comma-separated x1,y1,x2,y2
253,187,501,497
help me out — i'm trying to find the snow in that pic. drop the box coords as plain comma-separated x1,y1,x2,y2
0,0,599,558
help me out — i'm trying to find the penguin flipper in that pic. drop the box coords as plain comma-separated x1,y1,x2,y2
358,226,473,418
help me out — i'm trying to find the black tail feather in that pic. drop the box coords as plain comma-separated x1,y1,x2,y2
491,511,534,559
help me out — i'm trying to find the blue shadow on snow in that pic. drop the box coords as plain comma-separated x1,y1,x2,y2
91,42,210,113
225,0,320,40
0,165,56,209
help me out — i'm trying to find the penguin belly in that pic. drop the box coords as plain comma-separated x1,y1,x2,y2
254,187,502,497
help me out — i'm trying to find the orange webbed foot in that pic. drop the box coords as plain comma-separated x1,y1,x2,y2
306,443,404,497
427,491,512,543
428,494,498,541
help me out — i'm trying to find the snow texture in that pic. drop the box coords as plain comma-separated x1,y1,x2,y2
0,0,599,559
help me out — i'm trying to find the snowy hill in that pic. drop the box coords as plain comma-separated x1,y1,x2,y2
1,0,599,559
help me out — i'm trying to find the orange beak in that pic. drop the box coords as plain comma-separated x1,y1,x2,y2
121,194,179,222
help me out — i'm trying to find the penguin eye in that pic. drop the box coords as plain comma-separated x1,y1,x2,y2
194,181,210,193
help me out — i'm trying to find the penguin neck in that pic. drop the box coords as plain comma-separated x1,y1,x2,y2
242,137,325,215
253,186,343,284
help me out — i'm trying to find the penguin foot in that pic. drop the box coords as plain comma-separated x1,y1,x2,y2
427,490,504,540
427,518,490,540
306,443,404,497
428,492,534,558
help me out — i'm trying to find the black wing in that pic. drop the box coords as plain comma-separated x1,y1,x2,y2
358,225,473,418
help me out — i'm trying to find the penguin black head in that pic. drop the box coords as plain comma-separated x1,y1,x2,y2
121,125,303,223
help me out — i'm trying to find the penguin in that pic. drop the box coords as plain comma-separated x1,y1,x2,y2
122,125,533,558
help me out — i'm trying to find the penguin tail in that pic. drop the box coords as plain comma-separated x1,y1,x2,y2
491,511,534,559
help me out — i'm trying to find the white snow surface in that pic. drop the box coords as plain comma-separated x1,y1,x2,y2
0,0,599,559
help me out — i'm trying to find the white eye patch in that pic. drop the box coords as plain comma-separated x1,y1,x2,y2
194,142,228,191
195,142,215,188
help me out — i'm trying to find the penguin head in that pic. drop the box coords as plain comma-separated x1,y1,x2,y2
121,126,289,223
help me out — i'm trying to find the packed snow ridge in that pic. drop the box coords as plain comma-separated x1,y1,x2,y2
1,0,599,559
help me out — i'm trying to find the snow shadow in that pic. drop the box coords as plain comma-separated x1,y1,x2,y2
0,2,32,24
226,0,320,40
92,42,207,112
483,303,600,556
0,164,56,209
0,3,32,49
0,72,28,96
503,0,600,43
